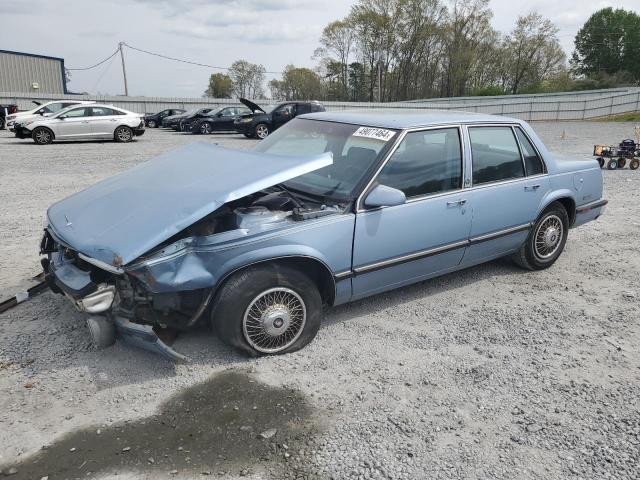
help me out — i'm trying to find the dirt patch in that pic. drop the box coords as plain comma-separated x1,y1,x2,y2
0,371,317,479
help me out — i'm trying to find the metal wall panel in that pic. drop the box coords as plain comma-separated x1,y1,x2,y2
0,51,65,94
0,88,639,120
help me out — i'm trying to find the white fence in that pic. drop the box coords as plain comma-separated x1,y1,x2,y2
1,87,639,121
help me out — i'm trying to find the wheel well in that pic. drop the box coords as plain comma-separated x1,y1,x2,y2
215,257,336,306
550,197,575,226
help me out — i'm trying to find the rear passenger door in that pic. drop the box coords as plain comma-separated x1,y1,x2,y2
461,125,549,266
88,106,120,137
352,127,472,299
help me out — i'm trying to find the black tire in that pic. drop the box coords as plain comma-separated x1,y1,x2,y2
114,125,133,143
200,122,212,135
32,127,54,145
512,202,569,271
254,123,270,140
147,119,157,128
630,159,640,170
617,157,626,169
0,117,5,130
607,159,618,170
597,157,604,168
212,263,322,356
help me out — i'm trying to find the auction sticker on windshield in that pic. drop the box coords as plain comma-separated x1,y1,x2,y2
352,126,396,142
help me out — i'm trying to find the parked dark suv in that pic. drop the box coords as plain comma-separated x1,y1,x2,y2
144,108,185,128
234,98,325,139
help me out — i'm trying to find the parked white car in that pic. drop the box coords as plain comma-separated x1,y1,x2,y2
6,100,95,130
15,104,145,144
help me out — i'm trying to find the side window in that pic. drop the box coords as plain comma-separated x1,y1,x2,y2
515,128,544,175
91,107,116,116
311,104,324,112
376,128,463,198
59,107,89,118
221,108,233,117
276,104,295,117
469,127,524,185
297,103,311,115
47,103,66,113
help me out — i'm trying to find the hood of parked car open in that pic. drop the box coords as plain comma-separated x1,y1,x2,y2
46,142,333,267
239,98,266,114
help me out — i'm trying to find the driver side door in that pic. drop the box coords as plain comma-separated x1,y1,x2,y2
272,104,295,130
352,127,472,300
56,107,92,139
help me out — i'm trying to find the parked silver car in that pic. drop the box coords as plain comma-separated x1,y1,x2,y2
14,104,145,144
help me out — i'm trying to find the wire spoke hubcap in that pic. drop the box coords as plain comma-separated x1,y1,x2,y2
534,214,563,260
243,287,306,353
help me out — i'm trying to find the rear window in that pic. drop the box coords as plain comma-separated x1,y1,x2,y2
470,127,524,185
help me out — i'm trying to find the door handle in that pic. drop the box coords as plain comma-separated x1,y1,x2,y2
447,199,467,206
525,184,541,191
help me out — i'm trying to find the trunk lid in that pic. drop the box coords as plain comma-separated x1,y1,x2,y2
47,142,332,267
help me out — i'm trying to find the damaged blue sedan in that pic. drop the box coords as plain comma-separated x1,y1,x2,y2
40,111,607,360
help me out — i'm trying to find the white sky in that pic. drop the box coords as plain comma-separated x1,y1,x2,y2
0,0,637,97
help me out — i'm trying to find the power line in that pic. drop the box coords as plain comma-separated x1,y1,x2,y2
121,42,284,75
67,48,120,71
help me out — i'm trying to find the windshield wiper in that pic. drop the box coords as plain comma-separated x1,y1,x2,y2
273,183,304,209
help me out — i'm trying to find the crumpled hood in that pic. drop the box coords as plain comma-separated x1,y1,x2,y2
47,142,332,267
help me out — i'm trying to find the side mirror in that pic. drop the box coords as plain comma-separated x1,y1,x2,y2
364,184,406,209
38,110,45,115
58,116,65,120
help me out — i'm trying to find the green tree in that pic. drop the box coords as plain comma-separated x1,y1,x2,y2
269,65,323,100
572,8,640,82
501,13,566,94
228,60,266,98
204,73,233,98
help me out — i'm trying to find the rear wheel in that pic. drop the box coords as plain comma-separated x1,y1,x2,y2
607,159,618,170
0,117,5,130
32,127,53,145
114,126,133,143
212,264,322,356
617,157,626,169
630,159,640,170
200,122,212,134
512,202,569,271
147,119,157,128
255,123,270,140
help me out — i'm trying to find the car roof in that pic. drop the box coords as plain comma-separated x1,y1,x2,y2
301,109,522,129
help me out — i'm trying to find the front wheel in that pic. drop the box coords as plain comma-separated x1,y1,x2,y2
147,120,157,128
200,122,212,134
255,123,270,140
607,159,618,170
32,127,53,145
0,117,5,130
597,157,604,168
114,126,133,143
212,264,322,356
512,202,569,271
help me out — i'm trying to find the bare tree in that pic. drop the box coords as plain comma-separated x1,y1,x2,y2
228,60,266,98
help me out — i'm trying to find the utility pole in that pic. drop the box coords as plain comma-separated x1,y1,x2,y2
119,42,129,96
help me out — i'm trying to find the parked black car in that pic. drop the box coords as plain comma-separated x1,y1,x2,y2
144,108,185,128
234,98,325,139
163,108,213,130
0,104,18,130
186,106,252,134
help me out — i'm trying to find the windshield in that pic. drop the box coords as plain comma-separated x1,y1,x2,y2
53,105,80,117
254,118,399,201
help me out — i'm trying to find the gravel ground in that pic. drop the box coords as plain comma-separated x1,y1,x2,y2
0,122,639,480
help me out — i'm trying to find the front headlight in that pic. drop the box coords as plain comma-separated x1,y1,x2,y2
240,118,252,123
23,121,34,126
